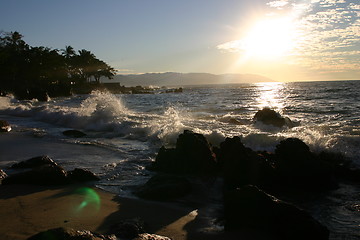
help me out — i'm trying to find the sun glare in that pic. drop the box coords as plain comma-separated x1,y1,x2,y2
241,17,296,59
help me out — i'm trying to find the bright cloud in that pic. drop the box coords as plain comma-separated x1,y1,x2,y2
217,0,360,76
267,0,289,9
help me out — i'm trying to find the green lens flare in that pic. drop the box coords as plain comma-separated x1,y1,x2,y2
74,187,101,212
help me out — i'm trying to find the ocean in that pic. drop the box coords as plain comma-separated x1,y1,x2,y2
0,80,359,239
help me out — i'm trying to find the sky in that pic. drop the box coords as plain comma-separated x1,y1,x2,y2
0,0,359,82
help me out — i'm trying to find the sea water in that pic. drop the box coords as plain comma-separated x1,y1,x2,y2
0,80,359,239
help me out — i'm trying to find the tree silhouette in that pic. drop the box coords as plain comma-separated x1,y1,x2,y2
0,31,116,99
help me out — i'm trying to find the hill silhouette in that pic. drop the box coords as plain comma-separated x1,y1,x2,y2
110,72,274,86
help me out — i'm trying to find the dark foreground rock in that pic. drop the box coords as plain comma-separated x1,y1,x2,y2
108,218,145,239
0,120,11,132
274,138,336,190
134,233,171,240
27,227,116,240
3,156,99,186
135,174,192,201
0,169,7,179
217,136,276,190
151,130,217,175
63,129,87,138
224,185,329,240
254,107,295,128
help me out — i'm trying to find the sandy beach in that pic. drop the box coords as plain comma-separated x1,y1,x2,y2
0,183,268,240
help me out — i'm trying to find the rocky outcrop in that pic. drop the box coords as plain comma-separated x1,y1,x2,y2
10,155,57,169
3,164,68,185
3,156,99,186
254,107,295,128
27,227,116,240
135,174,192,201
224,185,329,240
0,120,11,132
63,129,86,138
151,130,217,175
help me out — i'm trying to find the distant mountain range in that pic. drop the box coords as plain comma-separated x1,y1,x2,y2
107,72,274,86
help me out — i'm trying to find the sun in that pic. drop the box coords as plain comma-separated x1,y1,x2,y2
240,17,296,59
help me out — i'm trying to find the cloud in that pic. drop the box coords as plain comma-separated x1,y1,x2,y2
217,0,360,74
217,40,243,53
267,0,289,9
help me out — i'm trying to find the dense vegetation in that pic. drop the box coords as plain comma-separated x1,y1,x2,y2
0,31,116,100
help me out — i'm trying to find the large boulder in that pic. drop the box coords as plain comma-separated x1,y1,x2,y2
274,138,335,190
135,174,192,201
217,136,276,190
224,185,329,240
27,227,116,240
151,130,217,175
254,107,294,128
0,120,11,132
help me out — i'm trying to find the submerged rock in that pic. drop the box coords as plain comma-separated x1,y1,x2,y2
224,185,329,240
254,107,295,128
27,227,116,240
63,129,86,138
151,130,217,175
135,174,192,201
0,120,11,132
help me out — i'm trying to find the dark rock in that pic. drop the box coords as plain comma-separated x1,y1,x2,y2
63,129,87,138
108,218,145,239
15,88,50,102
151,130,217,175
224,185,329,240
136,174,192,201
0,120,11,132
134,233,172,240
10,155,57,169
3,164,68,185
217,136,276,190
67,168,100,182
254,107,294,128
0,169,7,179
27,227,116,240
274,138,335,190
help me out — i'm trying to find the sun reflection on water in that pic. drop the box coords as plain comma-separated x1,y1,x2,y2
255,82,286,111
